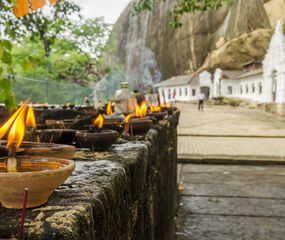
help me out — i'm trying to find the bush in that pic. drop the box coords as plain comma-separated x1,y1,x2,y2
222,97,239,106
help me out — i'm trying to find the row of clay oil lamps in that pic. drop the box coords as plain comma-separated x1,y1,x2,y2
0,99,75,209
0,99,175,210
17,101,91,110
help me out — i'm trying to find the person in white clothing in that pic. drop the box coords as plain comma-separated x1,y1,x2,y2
198,91,205,111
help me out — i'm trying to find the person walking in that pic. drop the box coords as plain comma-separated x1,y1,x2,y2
172,89,176,103
198,91,205,111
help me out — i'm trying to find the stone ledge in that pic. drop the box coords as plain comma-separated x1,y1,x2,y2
0,111,180,240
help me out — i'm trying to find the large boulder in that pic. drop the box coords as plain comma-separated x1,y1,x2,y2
112,0,282,82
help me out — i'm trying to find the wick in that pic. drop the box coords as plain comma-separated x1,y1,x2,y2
7,146,17,173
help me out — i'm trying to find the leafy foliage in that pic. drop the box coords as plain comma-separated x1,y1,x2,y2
11,17,114,86
133,0,230,28
0,0,81,110
0,0,81,40
0,39,17,110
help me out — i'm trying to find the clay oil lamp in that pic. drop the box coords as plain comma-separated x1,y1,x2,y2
28,107,93,145
160,103,177,114
62,103,69,109
100,101,125,131
147,104,167,121
123,102,153,136
41,102,49,110
75,114,119,150
0,102,75,209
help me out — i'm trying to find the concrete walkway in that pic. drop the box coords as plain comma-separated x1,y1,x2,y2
177,103,285,163
176,103,285,239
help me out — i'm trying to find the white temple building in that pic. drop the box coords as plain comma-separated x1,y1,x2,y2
156,20,285,116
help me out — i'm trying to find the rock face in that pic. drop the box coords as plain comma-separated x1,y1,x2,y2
112,0,284,82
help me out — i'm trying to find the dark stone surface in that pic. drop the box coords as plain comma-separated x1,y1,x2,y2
176,214,285,240
0,111,179,240
176,164,285,240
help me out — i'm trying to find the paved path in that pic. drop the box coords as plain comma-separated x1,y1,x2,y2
178,103,285,137
176,103,285,239
177,103,285,163
178,136,285,162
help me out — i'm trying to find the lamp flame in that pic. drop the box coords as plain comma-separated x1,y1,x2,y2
135,101,148,117
135,103,142,117
125,114,133,123
94,114,104,128
0,98,30,140
26,103,37,128
166,104,171,108
106,101,112,115
160,102,166,108
150,105,161,112
66,102,71,107
42,102,48,106
35,102,39,107
7,106,27,150
140,101,147,116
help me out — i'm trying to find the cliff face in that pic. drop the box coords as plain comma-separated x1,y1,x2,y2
112,0,284,84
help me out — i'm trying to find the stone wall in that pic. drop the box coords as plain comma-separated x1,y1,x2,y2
0,111,180,240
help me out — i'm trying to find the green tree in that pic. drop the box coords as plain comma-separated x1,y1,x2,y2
0,0,81,110
58,17,115,84
12,17,114,86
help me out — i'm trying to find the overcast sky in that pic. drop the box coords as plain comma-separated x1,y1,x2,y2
73,0,132,24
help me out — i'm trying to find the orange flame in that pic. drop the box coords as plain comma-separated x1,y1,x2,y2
66,102,71,107
0,106,25,140
135,103,142,117
94,114,104,128
106,101,112,115
26,103,36,128
42,102,48,106
150,105,161,112
20,101,23,105
125,114,133,123
7,106,27,150
140,100,148,116
166,104,171,108
35,102,39,107
135,101,148,117
160,102,166,108
0,98,30,140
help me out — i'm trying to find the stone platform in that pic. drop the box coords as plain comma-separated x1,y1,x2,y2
0,111,179,240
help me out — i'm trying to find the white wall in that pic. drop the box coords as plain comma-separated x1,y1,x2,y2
262,21,285,104
221,75,264,102
199,70,213,97
213,69,222,98
158,85,199,103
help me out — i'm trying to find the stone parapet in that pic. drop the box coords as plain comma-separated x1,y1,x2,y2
0,111,180,240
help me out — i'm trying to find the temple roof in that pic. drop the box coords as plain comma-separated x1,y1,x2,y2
155,74,199,87
236,68,263,79
221,70,243,79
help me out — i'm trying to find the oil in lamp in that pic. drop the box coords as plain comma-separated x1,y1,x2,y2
75,113,118,150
